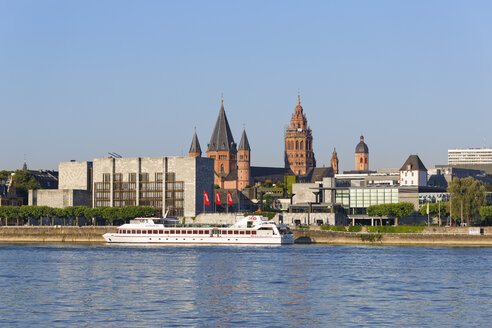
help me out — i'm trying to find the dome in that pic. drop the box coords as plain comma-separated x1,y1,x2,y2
355,136,369,153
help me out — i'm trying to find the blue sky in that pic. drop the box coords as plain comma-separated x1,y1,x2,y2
1,0,491,172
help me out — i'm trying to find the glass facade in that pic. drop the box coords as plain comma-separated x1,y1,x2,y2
336,187,398,215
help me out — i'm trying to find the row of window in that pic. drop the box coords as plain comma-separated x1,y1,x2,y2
286,140,312,151
117,229,258,235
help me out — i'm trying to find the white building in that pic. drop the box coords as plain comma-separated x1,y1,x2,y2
448,148,492,165
399,155,427,187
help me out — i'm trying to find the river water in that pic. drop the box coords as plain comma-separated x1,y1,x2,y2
0,243,491,327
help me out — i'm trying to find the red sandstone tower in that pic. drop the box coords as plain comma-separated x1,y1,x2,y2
355,135,369,171
237,129,251,190
206,99,238,188
284,96,315,175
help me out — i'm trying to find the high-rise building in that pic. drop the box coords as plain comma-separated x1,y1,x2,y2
448,148,492,165
284,96,316,175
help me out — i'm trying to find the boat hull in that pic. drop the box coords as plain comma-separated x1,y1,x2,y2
103,233,294,245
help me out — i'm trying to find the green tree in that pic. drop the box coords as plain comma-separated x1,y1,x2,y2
84,207,103,226
479,206,492,225
102,207,120,226
367,203,414,226
419,202,450,221
448,177,486,226
11,170,41,204
0,170,13,180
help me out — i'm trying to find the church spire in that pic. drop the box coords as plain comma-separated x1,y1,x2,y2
207,99,236,152
238,128,251,151
189,129,202,157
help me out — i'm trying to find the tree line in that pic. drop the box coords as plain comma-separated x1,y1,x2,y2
0,205,156,226
366,203,414,226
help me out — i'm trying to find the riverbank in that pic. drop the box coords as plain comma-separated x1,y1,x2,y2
0,226,114,243
1,226,492,246
293,229,492,246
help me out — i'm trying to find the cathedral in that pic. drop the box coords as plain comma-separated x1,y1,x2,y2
189,99,251,190
189,95,338,191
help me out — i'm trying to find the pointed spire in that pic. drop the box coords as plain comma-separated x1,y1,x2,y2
297,95,300,106
208,98,236,152
238,128,251,151
189,129,202,156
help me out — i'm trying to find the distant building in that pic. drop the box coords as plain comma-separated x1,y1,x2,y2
445,148,492,174
448,148,492,165
0,174,23,206
330,148,339,174
284,96,316,175
399,155,428,187
355,135,369,171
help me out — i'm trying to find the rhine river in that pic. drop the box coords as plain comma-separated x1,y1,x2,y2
0,244,491,327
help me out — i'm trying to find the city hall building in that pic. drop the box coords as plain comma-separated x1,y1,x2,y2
30,156,214,217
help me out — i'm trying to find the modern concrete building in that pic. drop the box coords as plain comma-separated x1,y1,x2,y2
30,156,214,217
29,161,91,208
448,148,492,165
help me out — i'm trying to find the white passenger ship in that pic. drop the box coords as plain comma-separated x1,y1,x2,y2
103,215,294,245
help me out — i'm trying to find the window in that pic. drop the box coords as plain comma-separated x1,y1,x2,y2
300,141,303,150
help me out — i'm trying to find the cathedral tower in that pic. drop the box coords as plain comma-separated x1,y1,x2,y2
237,128,251,190
355,135,369,171
188,130,202,157
284,96,315,175
207,99,237,186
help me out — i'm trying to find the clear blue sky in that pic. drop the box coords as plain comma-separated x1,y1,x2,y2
1,0,491,172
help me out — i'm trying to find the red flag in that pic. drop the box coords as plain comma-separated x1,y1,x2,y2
204,191,210,206
227,191,233,205
215,191,221,205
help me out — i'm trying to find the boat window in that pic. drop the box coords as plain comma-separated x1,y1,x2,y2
251,231,256,235
132,230,135,234
246,231,251,235
137,230,141,234
234,230,239,235
159,230,163,234
176,230,180,234
170,230,175,234
240,230,245,235
204,230,210,234
142,230,147,234
193,230,198,234
198,230,203,234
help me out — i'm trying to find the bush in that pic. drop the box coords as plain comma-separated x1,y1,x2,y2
366,225,426,233
297,225,310,230
348,225,362,233
360,234,382,242
320,225,346,232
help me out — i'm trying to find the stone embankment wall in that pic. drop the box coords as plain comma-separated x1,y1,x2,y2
1,226,492,246
293,229,492,246
0,227,114,242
